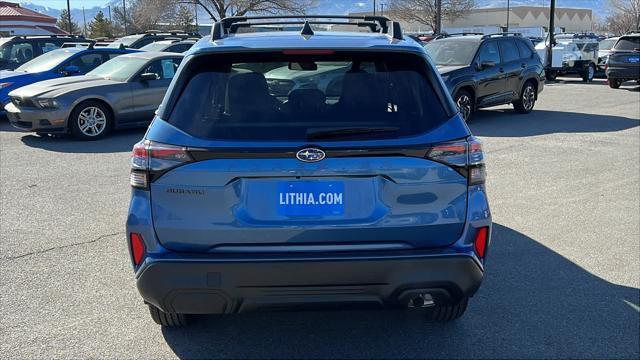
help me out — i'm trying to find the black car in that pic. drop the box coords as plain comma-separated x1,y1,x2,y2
425,33,544,122
107,31,201,49
606,33,640,89
0,35,94,70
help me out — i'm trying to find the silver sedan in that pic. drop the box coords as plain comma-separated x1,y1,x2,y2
5,51,183,140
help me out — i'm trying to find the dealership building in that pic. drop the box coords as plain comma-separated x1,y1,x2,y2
0,1,67,36
350,6,593,34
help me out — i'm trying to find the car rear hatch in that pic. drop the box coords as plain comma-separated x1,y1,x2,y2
609,36,640,68
136,50,481,253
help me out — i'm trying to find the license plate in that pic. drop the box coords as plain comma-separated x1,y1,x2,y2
627,56,639,63
278,181,344,216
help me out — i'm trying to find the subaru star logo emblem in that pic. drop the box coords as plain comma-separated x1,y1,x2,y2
296,148,325,162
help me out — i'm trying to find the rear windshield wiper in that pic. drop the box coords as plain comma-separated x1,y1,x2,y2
307,127,400,140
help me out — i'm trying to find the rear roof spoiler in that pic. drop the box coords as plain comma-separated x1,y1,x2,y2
211,15,403,41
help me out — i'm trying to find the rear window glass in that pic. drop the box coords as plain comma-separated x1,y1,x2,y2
499,40,520,63
165,51,448,141
516,40,533,59
614,37,640,51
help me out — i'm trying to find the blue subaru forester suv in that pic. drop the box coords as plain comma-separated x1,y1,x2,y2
126,15,491,327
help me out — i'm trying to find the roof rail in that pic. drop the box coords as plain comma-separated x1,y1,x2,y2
211,15,403,41
481,32,522,39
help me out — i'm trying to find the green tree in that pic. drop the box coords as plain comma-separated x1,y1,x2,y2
56,9,81,35
174,5,196,33
89,11,114,38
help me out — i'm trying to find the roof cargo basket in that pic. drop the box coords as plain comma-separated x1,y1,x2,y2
211,15,403,41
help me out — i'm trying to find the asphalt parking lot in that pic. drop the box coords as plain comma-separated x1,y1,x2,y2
1,77,639,359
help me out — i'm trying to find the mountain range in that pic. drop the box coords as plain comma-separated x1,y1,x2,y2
20,0,610,27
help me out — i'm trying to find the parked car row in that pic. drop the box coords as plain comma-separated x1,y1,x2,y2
424,32,544,122
421,31,639,119
4,51,183,139
0,30,199,71
0,31,203,139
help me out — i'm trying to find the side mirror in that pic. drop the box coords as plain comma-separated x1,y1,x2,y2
477,61,496,70
139,72,159,82
62,65,80,76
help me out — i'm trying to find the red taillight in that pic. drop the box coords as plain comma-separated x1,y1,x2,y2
426,137,485,185
130,232,146,266
130,140,192,189
474,227,488,258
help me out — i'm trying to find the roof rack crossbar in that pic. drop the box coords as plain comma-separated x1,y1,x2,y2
212,15,401,40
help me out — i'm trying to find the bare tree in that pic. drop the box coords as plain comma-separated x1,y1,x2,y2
113,0,177,34
193,0,316,22
388,0,474,32
606,0,640,35
133,0,176,30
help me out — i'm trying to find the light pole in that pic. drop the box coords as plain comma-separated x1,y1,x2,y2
380,3,385,16
547,0,556,69
506,0,510,32
66,0,72,34
373,0,376,16
82,6,87,36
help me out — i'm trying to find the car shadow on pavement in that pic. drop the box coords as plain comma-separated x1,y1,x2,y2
469,109,639,137
547,78,607,86
161,224,639,359
18,128,147,153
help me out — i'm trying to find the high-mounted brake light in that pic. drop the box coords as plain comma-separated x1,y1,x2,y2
129,140,193,189
130,232,146,266
282,49,335,55
426,137,486,185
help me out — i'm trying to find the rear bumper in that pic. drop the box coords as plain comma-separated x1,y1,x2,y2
136,253,484,314
606,66,640,80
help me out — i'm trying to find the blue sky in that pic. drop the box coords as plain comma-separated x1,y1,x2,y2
26,0,108,8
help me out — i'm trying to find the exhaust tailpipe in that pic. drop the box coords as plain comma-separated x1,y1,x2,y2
407,293,435,308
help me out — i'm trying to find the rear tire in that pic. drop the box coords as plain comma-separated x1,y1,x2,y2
608,79,622,88
582,63,595,82
545,71,558,81
453,89,474,122
148,304,189,327
427,297,469,321
513,81,536,114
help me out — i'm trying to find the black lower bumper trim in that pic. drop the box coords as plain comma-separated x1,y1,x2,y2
136,255,483,314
